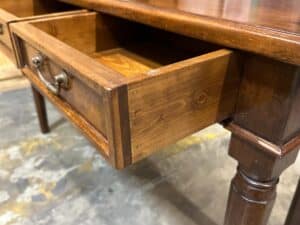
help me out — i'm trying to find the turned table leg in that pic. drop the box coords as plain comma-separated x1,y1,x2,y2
223,55,300,225
285,179,300,225
31,85,50,133
223,127,299,225
225,168,277,225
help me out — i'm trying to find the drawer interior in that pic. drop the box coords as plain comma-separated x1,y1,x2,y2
13,11,240,168
29,12,219,78
1,0,77,17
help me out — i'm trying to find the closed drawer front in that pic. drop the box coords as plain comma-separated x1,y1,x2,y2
23,43,108,139
12,12,241,169
0,0,82,62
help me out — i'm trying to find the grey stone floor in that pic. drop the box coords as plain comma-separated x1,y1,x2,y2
0,88,299,225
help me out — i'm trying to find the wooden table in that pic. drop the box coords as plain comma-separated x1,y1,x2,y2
2,0,300,225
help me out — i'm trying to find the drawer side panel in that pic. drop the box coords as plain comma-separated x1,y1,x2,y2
128,50,241,162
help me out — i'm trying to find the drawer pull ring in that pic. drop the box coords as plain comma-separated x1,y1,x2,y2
32,54,69,95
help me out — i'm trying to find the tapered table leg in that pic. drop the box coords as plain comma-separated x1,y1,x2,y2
285,179,300,225
31,85,50,133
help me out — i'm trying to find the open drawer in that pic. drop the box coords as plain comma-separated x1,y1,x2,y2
0,0,84,62
11,12,241,169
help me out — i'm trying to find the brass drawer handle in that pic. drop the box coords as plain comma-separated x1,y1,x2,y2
32,54,69,95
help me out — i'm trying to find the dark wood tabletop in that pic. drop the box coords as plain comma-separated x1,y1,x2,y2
59,0,300,65
134,0,300,34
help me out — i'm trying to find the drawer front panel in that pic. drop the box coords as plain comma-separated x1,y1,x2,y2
21,42,108,139
22,67,110,159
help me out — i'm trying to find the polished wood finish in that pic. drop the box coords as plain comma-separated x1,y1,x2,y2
223,54,300,225
227,123,300,158
31,85,50,133
234,55,300,145
285,179,300,225
225,131,299,225
224,124,300,225
227,126,300,181
225,166,277,225
11,12,240,168
59,0,300,65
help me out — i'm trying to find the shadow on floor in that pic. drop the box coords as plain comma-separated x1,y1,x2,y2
130,160,219,225
50,117,67,131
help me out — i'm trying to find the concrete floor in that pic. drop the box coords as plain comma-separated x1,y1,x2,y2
0,55,299,225
0,53,28,93
0,88,299,225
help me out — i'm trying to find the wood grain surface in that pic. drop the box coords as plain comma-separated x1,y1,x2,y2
128,49,241,162
11,12,241,167
59,0,300,65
